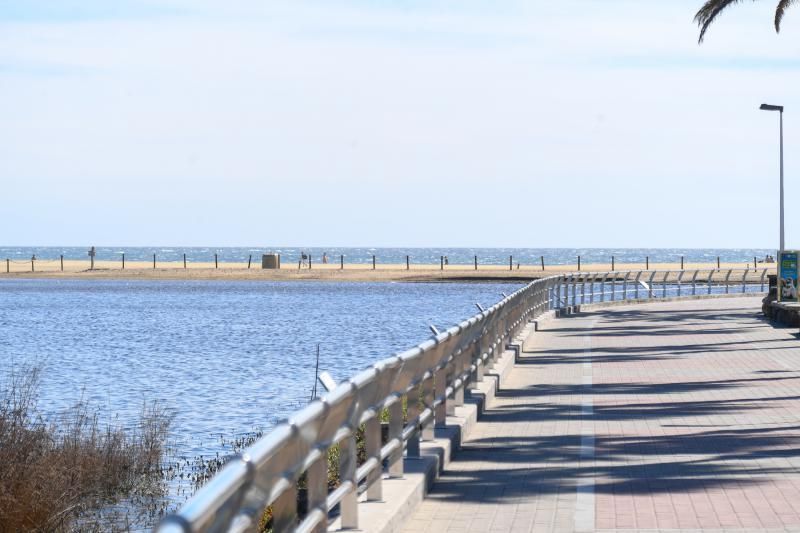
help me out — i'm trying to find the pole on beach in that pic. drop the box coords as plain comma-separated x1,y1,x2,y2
578,256,581,271
406,255,410,270
611,256,615,271
440,256,444,270
153,253,156,269
340,254,344,270
5,258,8,273
681,256,684,270
717,256,720,269
122,253,125,270
541,256,545,271
183,253,186,269
474,255,478,270
309,254,312,270
646,256,649,270
31,258,34,272
215,253,218,269
60,255,64,272
754,256,758,270
248,255,252,269
509,255,513,271
373,255,376,270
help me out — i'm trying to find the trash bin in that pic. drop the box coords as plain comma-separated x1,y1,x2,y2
262,253,281,269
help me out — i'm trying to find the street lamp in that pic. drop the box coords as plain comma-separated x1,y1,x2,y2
760,103,785,252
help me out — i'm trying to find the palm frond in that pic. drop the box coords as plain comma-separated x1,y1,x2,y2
694,0,749,43
775,0,798,31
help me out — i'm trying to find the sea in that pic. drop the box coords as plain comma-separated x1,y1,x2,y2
0,246,777,265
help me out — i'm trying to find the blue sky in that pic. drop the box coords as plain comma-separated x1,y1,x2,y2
2,0,800,248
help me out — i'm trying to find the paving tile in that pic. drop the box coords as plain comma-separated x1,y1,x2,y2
399,297,800,532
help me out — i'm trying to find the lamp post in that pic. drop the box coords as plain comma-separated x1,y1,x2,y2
760,103,785,252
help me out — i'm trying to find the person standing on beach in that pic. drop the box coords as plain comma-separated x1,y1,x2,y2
322,252,328,264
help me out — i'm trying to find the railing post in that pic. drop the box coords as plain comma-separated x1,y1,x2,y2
422,374,434,441
339,435,358,529
742,268,749,293
707,270,714,295
365,416,382,500
761,269,768,292
272,484,298,533
692,270,699,295
406,390,420,457
306,453,328,532
388,399,404,477
435,367,447,427
725,269,732,294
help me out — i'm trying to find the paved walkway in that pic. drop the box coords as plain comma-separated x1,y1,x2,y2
402,297,800,532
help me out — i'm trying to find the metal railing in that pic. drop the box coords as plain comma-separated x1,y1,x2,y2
157,269,766,533
551,268,768,309
157,276,559,533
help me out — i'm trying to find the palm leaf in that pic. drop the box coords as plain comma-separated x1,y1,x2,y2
695,0,749,43
775,0,798,30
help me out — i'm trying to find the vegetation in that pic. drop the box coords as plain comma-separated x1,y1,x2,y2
0,366,171,532
695,0,797,42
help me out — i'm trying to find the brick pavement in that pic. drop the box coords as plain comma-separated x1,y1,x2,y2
401,297,800,532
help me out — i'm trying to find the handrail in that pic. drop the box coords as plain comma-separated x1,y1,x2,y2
157,269,766,533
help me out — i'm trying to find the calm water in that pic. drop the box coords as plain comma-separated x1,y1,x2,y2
0,246,776,266
0,279,522,460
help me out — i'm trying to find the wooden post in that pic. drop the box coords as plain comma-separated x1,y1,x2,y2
298,258,301,269
153,253,156,269
372,255,376,270
60,255,64,271
681,256,684,270
611,256,615,271
340,254,344,270
5,258,8,273
541,255,545,271
122,253,125,270
309,254,312,269
406,255,410,270
248,255,252,269
578,255,581,271
646,256,649,270
754,256,758,270
183,253,186,269
440,256,444,270
509,255,513,271
474,255,478,270
215,253,218,269
717,256,720,269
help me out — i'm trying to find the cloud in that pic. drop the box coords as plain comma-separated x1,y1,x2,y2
1,0,798,247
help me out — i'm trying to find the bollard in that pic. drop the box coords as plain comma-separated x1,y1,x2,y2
153,253,156,269
372,255,376,270
60,255,64,272
541,255,545,271
122,253,125,270
474,255,478,270
406,255,410,270
183,253,186,269
509,255,513,271
215,253,218,269
248,255,252,269
681,256,684,270
611,255,615,271
754,255,758,270
578,255,581,271
440,256,444,270
646,256,649,270
340,254,344,270
717,256,720,269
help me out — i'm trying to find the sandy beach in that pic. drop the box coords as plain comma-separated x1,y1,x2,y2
0,259,775,282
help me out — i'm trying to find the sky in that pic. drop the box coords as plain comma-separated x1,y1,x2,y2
2,0,800,248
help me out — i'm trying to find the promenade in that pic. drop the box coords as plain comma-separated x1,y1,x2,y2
402,296,800,532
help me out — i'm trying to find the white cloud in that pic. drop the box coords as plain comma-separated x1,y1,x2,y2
1,0,799,247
